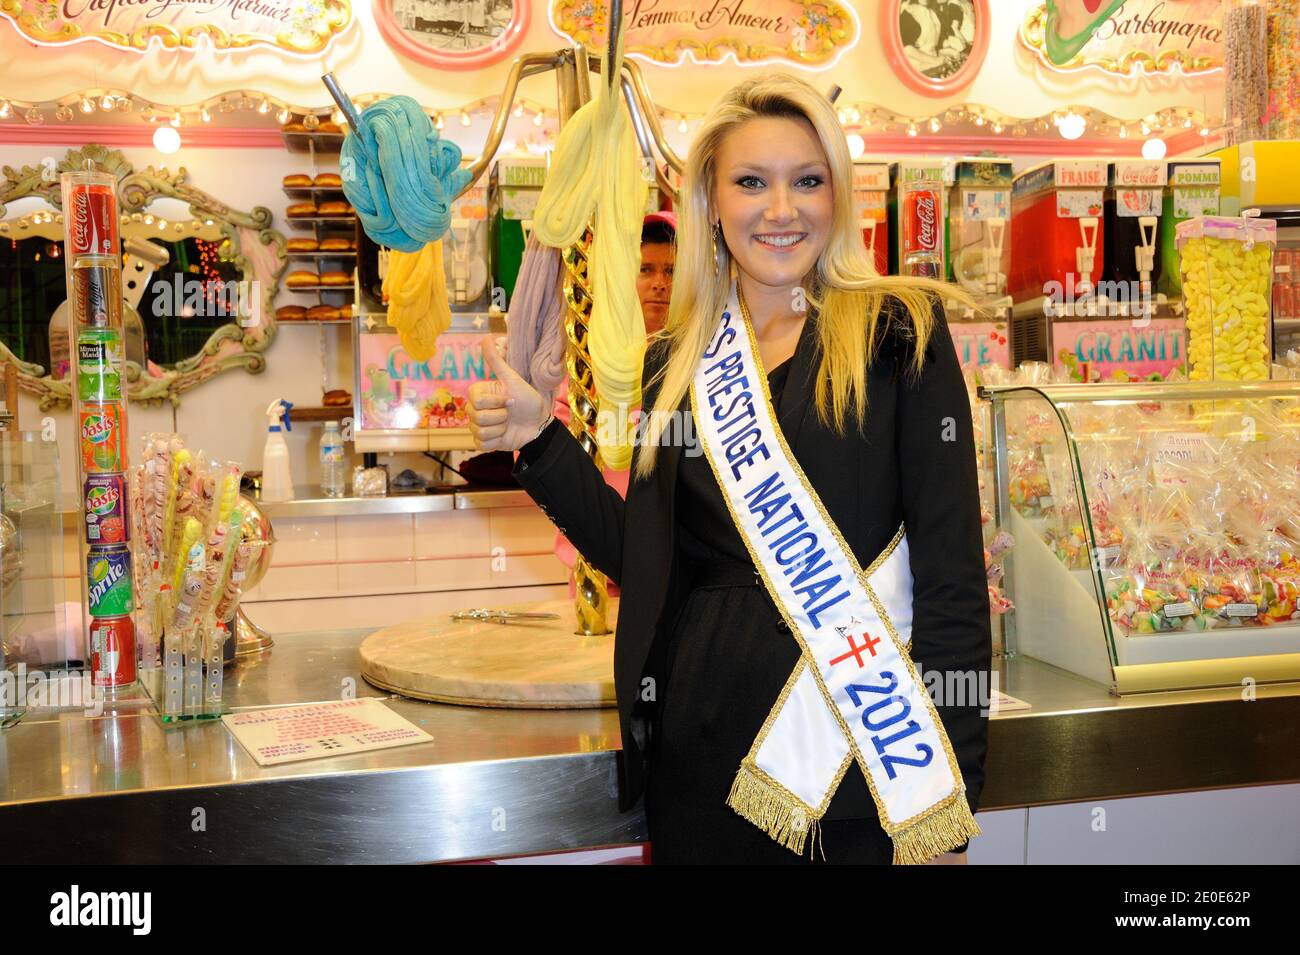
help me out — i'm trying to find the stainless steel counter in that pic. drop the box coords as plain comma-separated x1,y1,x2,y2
1,628,1297,863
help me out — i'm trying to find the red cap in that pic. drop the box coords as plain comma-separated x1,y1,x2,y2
644,210,677,231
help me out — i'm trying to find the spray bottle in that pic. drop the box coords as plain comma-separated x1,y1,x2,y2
261,399,294,503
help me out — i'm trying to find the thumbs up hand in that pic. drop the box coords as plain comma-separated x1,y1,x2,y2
468,336,550,451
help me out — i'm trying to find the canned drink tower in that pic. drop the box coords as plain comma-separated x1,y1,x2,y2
61,168,135,690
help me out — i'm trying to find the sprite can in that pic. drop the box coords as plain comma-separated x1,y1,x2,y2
87,545,133,617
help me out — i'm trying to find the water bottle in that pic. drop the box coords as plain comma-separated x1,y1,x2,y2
320,421,346,498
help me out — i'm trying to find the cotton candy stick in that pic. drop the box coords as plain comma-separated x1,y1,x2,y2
146,437,171,552
214,535,254,622
170,517,202,607
161,448,190,582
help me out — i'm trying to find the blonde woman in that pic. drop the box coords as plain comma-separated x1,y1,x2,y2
469,74,989,865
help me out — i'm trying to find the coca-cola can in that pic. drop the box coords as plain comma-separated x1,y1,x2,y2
70,261,121,328
902,186,943,257
90,614,137,688
65,182,119,258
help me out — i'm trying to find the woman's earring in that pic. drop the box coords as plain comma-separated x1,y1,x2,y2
711,221,721,276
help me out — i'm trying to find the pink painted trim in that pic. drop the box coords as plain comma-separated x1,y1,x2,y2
880,0,991,98
371,0,529,71
858,129,1215,157
0,123,286,148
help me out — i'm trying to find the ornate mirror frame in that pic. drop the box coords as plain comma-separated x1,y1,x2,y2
0,144,287,409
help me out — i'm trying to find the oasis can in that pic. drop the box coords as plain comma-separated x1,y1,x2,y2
79,403,126,473
84,473,128,544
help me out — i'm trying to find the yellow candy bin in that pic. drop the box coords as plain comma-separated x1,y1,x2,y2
1177,215,1277,382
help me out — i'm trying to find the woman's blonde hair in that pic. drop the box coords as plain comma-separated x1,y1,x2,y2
633,73,973,480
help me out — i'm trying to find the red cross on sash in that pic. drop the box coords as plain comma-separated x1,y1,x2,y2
829,618,882,670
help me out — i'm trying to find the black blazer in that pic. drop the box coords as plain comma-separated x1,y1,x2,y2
513,302,991,824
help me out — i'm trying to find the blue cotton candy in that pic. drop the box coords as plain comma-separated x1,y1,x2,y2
340,95,473,253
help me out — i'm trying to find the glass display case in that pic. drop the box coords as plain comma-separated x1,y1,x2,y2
981,379,1300,694
1,430,70,721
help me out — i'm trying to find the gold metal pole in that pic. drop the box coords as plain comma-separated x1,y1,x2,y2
560,227,611,636
553,26,619,637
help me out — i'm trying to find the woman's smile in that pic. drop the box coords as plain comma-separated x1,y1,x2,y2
754,232,808,250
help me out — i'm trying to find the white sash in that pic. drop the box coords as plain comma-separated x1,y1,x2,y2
688,289,980,863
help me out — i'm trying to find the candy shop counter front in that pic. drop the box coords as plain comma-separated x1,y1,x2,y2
1,625,1298,864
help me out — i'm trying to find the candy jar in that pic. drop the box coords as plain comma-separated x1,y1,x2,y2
1177,215,1277,382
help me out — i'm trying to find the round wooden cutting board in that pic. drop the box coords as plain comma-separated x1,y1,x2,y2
359,599,617,708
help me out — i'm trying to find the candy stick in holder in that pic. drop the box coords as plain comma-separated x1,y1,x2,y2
192,465,242,703
169,522,206,717
128,467,160,670
214,537,256,624
162,449,193,606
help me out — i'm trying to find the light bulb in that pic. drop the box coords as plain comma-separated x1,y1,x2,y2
533,112,543,127
907,123,918,137
200,107,211,123
0,100,11,118
170,112,182,127
258,99,271,115
460,111,471,126
1142,137,1167,160
1056,112,1087,140
514,104,524,118
25,108,43,125
277,108,291,124
929,117,941,133
845,133,866,159
153,126,181,154
80,98,95,114
678,117,688,133
101,95,115,110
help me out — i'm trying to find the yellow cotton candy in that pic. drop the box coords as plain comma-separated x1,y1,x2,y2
382,240,451,362
531,25,647,470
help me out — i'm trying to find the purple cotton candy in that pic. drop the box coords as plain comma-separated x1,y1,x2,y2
505,233,567,396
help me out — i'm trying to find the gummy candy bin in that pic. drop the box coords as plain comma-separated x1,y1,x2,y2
1177,216,1277,382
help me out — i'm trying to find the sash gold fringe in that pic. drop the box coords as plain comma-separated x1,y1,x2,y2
890,797,982,866
726,764,816,856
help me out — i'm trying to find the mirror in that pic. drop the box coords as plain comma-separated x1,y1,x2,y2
0,145,288,408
